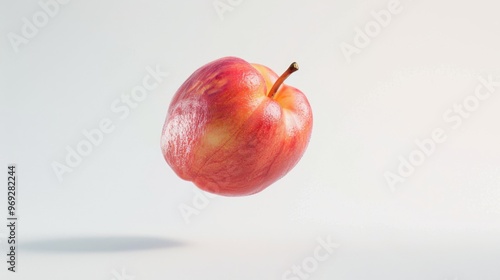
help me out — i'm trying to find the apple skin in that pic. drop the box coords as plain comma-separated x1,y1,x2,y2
161,56,312,196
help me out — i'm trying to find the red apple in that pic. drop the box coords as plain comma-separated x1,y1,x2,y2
161,57,312,196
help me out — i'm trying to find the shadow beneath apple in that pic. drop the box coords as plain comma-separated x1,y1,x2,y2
20,236,186,253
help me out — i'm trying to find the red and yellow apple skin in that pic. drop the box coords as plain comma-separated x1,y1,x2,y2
161,57,312,196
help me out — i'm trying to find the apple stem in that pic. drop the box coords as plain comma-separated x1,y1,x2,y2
268,62,299,98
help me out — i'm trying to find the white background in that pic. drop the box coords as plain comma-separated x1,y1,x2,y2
2,0,500,279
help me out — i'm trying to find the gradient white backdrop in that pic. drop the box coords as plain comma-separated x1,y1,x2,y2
2,0,500,279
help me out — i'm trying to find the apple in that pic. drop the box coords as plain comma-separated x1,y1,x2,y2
161,57,312,196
